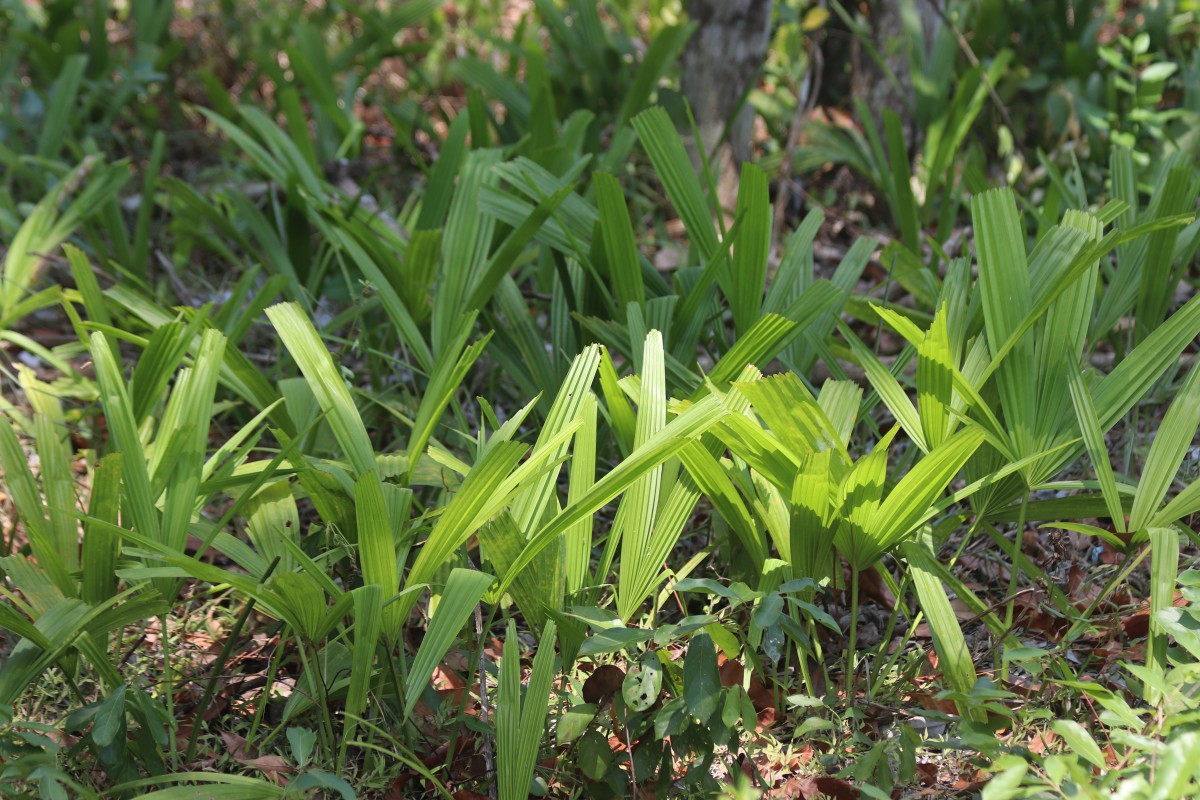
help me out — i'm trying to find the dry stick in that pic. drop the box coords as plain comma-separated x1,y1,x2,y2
119,630,151,667
961,586,1039,629
624,712,638,799
155,250,195,308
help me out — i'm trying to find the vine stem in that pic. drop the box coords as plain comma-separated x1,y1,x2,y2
475,602,497,800
161,614,177,766
846,566,860,717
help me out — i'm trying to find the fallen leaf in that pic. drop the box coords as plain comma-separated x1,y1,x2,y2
1028,730,1057,755
220,731,249,760
582,664,625,705
654,247,681,272
717,655,778,730
787,775,860,799
952,769,988,792
858,565,896,607
243,755,290,784
908,691,957,716
1122,592,1185,638
813,776,859,800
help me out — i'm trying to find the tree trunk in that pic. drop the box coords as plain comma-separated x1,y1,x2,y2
852,0,943,146
680,0,774,213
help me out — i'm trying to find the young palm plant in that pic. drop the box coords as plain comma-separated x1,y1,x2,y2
690,367,993,716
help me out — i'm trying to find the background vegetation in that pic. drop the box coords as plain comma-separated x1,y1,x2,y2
1,0,1198,797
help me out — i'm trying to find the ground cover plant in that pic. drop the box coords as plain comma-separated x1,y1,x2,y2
1,0,1199,798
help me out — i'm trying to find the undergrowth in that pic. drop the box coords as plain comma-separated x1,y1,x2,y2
1,1,1199,798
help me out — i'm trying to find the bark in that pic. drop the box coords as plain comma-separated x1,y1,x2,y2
852,0,943,146
680,0,774,213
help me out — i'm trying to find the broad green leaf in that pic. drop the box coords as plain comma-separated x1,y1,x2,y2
497,619,558,800
403,568,494,721
355,472,403,639
683,631,720,721
904,535,984,722
866,426,986,561
632,107,719,262
623,651,663,712
1065,361,1126,531
729,163,770,334
1051,720,1106,769
499,395,727,598
267,303,375,476
1129,364,1200,531
556,703,598,745
579,626,655,656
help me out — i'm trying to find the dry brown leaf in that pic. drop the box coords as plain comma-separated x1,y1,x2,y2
220,731,249,760
915,761,938,786
242,754,290,784
582,664,625,705
908,691,958,716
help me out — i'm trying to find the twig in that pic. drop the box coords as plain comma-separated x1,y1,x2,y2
155,250,195,307
961,586,1038,628
922,0,1025,164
